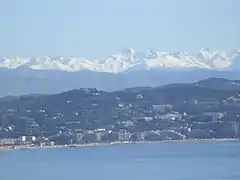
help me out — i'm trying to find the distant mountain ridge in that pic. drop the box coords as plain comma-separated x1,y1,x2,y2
1,48,240,73
1,78,239,111
1,67,240,97
1,48,240,97
0,77,238,99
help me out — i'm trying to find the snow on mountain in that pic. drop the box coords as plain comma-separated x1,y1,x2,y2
26,56,71,71
144,51,210,69
0,57,29,69
103,48,137,73
211,52,231,69
228,50,240,70
196,48,231,69
0,49,240,73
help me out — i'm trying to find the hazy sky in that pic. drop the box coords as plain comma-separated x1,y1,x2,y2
0,0,239,59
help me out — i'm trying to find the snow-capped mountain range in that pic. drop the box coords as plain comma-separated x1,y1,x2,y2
1,48,240,73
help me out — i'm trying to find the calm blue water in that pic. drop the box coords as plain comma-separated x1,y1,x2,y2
1,141,240,180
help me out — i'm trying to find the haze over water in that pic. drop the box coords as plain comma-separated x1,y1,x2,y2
1,141,240,180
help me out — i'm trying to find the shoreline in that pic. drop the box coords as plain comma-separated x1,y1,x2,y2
0,138,239,151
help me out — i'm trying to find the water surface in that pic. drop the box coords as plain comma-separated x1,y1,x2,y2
1,141,240,180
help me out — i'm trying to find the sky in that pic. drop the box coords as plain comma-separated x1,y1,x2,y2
0,0,239,59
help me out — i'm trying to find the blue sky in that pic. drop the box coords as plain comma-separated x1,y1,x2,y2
0,0,239,59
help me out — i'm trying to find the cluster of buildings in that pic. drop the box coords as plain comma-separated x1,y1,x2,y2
1,90,240,147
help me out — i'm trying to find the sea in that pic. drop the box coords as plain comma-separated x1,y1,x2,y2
0,141,240,180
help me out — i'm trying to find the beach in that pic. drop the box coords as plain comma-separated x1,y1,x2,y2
0,138,239,151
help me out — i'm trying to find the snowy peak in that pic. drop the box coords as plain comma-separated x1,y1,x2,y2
196,49,231,69
144,50,210,69
0,49,240,73
103,48,137,73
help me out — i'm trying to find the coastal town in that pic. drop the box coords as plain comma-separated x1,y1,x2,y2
0,78,240,149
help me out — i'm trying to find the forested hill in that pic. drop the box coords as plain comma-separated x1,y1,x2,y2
0,77,240,139
0,77,239,111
